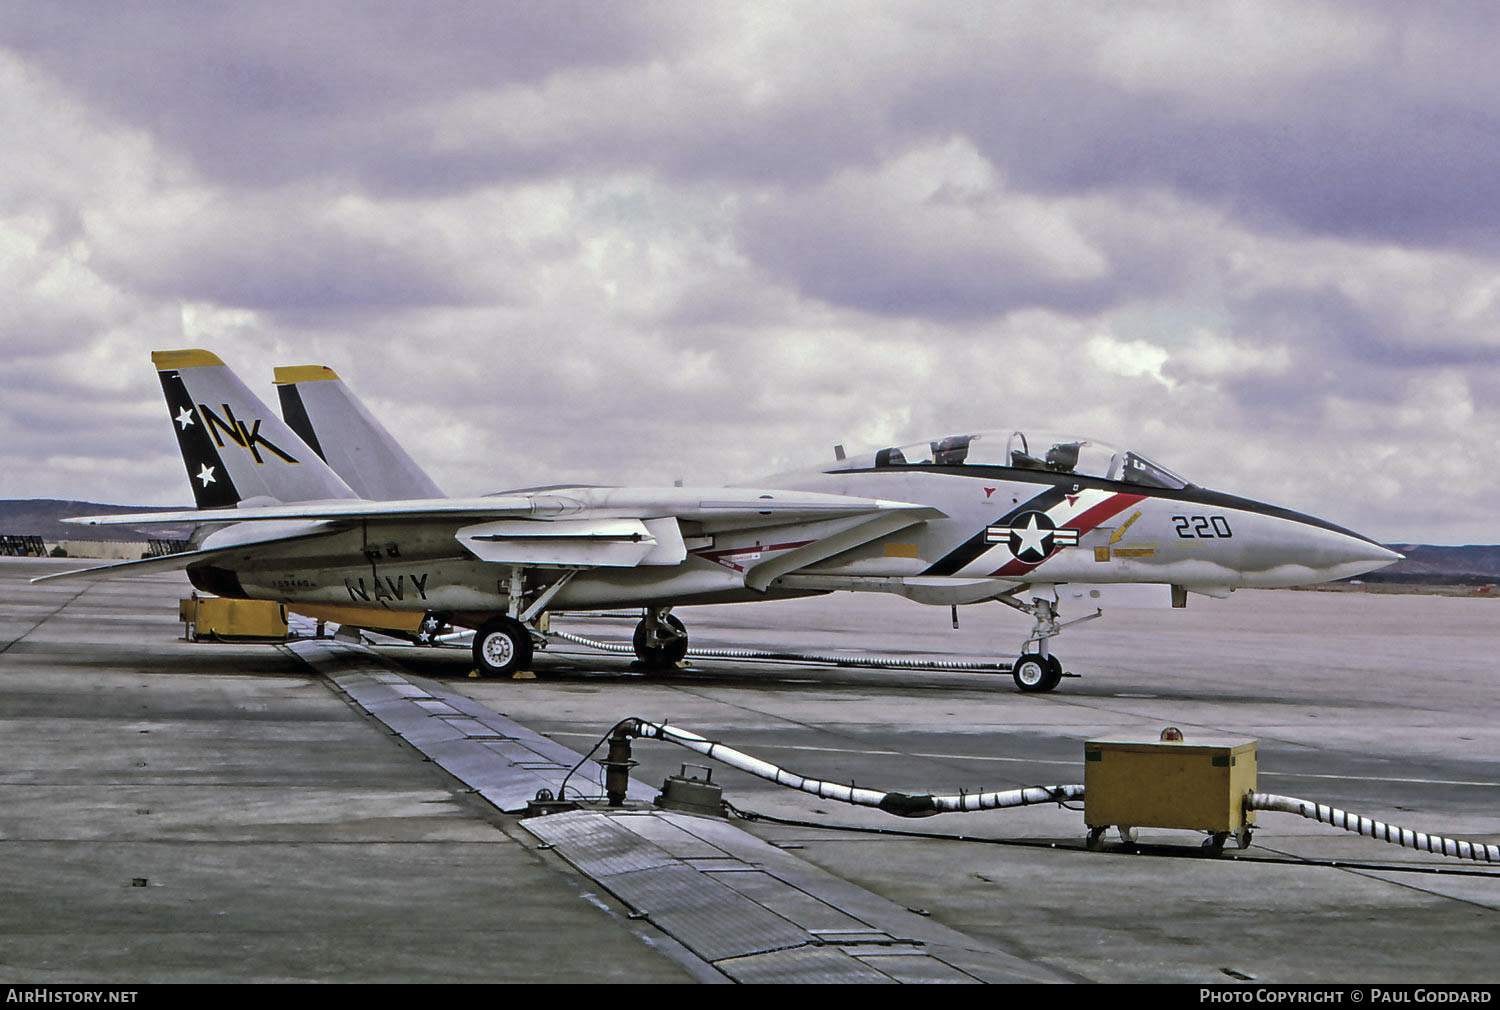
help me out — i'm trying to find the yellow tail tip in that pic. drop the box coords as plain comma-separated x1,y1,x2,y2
151,348,224,369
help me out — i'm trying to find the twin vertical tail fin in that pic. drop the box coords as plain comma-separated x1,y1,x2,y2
273,365,445,501
153,349,359,508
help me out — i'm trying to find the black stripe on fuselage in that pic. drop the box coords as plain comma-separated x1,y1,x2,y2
832,464,1382,549
923,482,1075,576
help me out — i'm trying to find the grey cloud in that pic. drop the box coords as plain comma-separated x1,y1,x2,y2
9,0,1500,262
1232,284,1500,378
738,205,1116,319
0,2,692,189
97,233,471,320
733,161,1108,320
897,47,1500,254
85,203,491,322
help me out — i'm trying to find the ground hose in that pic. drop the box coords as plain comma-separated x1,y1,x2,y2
1247,792,1499,863
615,721,1497,861
624,718,1083,817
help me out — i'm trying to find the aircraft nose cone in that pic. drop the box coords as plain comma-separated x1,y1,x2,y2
1323,533,1402,581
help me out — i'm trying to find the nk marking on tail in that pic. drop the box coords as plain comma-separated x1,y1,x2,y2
151,349,358,508
194,401,301,466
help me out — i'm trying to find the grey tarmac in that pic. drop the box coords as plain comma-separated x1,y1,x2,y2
2,557,1496,984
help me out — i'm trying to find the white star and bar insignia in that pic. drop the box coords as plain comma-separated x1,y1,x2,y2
986,511,1079,562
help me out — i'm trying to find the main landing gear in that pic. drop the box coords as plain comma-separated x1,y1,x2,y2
470,566,578,677
472,615,533,677
633,607,688,668
469,599,690,678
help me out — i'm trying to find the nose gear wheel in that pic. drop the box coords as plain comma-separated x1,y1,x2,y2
633,610,688,668
1012,651,1063,692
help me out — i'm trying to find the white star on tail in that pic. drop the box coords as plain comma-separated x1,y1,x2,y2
175,407,195,429
196,464,216,486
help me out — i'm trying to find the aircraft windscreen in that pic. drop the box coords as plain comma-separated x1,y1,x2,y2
857,430,1190,489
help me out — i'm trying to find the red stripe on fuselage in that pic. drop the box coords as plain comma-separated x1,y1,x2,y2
989,492,1146,577
1070,492,1147,534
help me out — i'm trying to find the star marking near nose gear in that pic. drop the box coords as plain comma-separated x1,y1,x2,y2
987,511,1079,562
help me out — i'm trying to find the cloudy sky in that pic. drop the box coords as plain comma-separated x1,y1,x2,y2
2,1,1498,544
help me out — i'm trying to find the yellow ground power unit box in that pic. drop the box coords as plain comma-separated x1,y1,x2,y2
1084,730,1257,854
287,604,427,635
179,596,288,641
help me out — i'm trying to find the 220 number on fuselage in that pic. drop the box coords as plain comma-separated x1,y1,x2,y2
1172,514,1233,539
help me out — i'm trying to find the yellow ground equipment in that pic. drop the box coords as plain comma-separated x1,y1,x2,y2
286,604,427,636
1084,729,1257,854
179,596,288,641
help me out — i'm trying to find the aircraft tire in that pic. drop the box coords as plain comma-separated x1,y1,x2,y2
1012,652,1063,693
633,614,688,668
473,617,533,677
1044,655,1063,689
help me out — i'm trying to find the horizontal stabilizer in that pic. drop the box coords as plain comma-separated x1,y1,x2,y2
30,550,222,584
33,524,336,584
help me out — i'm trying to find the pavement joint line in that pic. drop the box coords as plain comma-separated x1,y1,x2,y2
280,637,1067,984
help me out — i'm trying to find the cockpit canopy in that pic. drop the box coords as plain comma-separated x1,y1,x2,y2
835,430,1191,490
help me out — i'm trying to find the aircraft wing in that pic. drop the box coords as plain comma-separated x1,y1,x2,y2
49,489,945,579
62,488,932,530
59,496,535,528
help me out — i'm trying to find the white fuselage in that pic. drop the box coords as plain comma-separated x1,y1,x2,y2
189,463,1398,626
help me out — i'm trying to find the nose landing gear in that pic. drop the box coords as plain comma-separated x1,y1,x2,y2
633,607,689,668
996,589,1098,693
1012,651,1063,693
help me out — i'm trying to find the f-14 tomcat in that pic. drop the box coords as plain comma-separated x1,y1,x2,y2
44,349,1400,692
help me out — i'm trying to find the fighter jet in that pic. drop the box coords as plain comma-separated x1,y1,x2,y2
44,349,1400,692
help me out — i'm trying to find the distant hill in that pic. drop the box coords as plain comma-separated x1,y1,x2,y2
0,499,194,543
1361,544,1500,587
